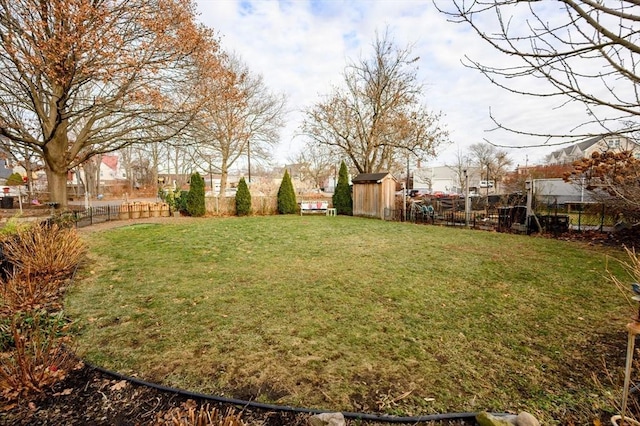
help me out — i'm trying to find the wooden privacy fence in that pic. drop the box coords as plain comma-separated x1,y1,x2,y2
206,195,279,216
206,195,333,216
57,195,332,228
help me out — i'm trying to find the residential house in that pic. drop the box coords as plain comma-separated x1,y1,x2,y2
0,157,13,182
99,155,127,184
68,154,127,193
547,135,639,165
412,166,487,194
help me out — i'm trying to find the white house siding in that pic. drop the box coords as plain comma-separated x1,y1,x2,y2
413,166,483,194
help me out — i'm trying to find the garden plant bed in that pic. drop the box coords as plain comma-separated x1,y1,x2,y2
2,356,475,426
2,360,316,425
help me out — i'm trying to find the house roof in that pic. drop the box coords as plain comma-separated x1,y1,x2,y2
548,134,640,159
102,155,118,171
352,172,395,184
549,136,602,158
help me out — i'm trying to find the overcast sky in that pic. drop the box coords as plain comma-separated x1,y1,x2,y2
194,0,592,170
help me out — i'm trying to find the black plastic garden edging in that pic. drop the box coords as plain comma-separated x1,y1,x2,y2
86,362,512,423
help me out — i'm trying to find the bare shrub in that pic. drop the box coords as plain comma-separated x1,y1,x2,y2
606,247,640,421
155,400,245,426
0,311,75,402
609,246,640,309
0,222,85,404
0,273,66,314
1,223,86,282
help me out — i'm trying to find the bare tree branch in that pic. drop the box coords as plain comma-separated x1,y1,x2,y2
435,0,640,147
301,29,449,174
0,0,224,205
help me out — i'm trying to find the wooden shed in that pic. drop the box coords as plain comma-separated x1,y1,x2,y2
352,172,397,220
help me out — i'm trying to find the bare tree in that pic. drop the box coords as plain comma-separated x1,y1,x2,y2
119,145,157,192
502,163,573,194
436,1,640,144
468,142,513,193
163,142,199,189
0,0,223,206
80,155,101,198
302,30,449,174
445,146,473,194
289,141,338,190
194,53,286,195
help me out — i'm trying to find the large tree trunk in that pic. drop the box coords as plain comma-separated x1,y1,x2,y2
219,162,228,197
45,167,68,209
83,156,101,197
42,129,70,208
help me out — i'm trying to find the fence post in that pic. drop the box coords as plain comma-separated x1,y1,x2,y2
578,208,582,232
600,203,605,232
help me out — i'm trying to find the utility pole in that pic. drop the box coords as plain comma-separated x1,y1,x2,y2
405,154,410,221
247,139,251,184
464,169,470,228
525,179,533,234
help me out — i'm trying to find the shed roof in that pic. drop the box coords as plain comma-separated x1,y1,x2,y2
352,172,395,184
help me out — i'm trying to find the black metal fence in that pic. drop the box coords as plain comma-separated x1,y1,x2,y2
63,205,121,228
385,196,623,236
56,199,624,236
535,201,615,232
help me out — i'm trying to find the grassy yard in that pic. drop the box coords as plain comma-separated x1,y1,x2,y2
66,216,633,424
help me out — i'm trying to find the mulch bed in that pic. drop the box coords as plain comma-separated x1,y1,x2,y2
1,361,313,426
1,360,476,425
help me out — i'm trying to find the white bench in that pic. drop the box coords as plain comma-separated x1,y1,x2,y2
300,201,329,215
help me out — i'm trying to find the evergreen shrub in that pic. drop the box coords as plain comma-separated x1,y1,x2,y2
277,170,297,214
333,161,352,215
235,177,251,216
186,173,205,217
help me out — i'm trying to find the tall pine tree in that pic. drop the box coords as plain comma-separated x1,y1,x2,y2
333,161,352,215
235,177,252,216
186,172,206,217
277,169,297,214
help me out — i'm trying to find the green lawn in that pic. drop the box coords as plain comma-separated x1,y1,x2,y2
66,216,632,424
